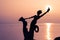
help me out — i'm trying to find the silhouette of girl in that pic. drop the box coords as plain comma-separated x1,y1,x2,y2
25,8,50,39
25,7,50,32
19,7,50,40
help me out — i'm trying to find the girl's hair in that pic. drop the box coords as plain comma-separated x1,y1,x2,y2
37,10,42,15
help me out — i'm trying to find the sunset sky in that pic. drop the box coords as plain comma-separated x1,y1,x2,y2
0,0,60,40
0,0,60,23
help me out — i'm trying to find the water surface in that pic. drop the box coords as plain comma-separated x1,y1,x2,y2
0,23,60,40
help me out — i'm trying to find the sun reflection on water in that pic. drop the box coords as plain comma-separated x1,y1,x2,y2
46,23,51,40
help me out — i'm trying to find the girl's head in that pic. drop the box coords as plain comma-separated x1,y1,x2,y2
37,10,42,16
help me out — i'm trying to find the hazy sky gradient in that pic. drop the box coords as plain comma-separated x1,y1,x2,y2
0,0,60,23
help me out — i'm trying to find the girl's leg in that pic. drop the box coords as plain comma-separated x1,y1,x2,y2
34,25,39,32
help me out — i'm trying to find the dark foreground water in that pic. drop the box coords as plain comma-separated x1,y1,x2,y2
0,23,60,40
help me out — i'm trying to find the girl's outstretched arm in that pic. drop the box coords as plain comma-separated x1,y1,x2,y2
40,7,50,17
25,16,34,19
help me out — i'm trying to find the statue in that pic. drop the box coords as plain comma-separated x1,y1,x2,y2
19,7,50,40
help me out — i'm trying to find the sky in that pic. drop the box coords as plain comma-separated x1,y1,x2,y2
0,0,60,24
0,0,60,40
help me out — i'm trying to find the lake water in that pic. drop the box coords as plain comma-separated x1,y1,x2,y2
0,23,60,40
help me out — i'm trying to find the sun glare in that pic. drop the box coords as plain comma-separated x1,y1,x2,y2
45,5,52,11
46,23,51,40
